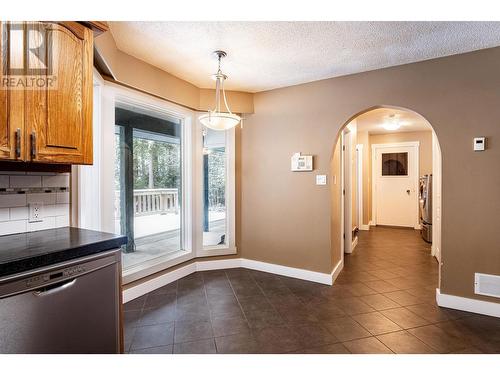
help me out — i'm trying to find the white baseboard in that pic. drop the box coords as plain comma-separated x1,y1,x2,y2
369,221,375,226
196,258,242,271
123,262,196,303
359,224,370,231
124,257,339,302
242,258,334,285
331,259,343,284
436,288,500,318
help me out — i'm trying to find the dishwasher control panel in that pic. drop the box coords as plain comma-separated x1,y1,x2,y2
25,265,87,288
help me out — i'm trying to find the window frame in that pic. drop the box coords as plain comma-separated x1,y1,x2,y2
76,79,237,286
381,151,409,176
102,82,195,284
195,117,237,257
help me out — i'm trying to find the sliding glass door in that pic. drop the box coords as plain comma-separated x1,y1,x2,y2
114,103,185,276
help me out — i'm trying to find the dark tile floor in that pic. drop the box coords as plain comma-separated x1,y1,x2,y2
123,227,500,354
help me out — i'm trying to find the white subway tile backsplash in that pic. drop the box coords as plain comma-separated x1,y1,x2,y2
0,171,70,236
27,217,56,232
10,206,28,220
0,175,9,188
56,192,70,204
0,219,27,236
42,174,69,188
27,192,56,205
55,215,70,228
44,204,69,217
0,208,9,222
0,194,27,208
9,175,42,188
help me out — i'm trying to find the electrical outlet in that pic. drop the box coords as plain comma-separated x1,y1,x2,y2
29,202,43,223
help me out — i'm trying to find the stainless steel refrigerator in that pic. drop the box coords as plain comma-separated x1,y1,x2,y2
419,174,432,243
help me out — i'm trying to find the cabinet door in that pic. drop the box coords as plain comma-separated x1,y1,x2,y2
0,22,25,161
26,22,93,164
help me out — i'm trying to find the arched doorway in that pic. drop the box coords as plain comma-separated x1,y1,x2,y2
331,105,442,291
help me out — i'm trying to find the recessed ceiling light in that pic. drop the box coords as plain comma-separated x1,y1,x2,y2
383,114,401,131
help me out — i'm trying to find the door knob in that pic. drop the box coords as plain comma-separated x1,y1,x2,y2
406,189,411,194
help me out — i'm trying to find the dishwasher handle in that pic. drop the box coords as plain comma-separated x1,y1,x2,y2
33,278,77,297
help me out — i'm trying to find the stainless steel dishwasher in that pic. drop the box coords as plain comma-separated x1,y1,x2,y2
0,249,121,354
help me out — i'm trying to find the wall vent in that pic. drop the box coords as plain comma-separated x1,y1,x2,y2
474,273,500,298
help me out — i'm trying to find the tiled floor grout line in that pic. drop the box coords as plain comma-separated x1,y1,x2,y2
171,281,179,351
125,228,499,354
125,296,147,353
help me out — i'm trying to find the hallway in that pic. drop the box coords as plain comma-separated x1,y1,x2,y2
124,227,500,354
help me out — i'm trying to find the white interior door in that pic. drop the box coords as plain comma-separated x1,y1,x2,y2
373,143,419,228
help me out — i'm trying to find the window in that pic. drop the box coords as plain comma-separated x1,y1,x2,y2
79,81,236,285
202,128,227,247
114,103,186,279
382,152,408,176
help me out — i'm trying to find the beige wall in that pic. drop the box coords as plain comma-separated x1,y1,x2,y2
95,32,254,113
241,47,500,303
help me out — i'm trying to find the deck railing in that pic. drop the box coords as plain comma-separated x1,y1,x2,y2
115,188,179,218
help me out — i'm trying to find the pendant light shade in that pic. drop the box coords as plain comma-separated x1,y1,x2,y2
199,51,241,131
199,111,241,130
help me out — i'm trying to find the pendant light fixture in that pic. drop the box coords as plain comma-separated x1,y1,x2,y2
199,50,241,131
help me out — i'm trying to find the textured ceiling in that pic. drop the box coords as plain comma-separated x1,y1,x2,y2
355,108,432,135
109,21,500,93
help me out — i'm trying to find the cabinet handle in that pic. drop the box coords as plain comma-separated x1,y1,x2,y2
31,131,37,159
15,128,21,158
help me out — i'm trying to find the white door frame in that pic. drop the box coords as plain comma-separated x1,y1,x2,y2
340,135,345,262
371,141,420,229
342,129,353,254
432,131,442,263
356,144,369,230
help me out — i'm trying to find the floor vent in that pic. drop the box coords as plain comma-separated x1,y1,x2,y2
474,273,500,298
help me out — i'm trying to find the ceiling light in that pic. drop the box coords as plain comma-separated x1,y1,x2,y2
199,51,241,131
383,114,401,131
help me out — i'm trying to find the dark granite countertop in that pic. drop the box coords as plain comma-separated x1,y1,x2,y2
0,227,127,278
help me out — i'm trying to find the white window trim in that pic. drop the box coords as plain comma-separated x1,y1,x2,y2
72,68,104,231
100,82,196,284
76,79,237,285
194,117,237,257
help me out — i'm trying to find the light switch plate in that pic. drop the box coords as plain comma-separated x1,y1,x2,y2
316,175,327,185
28,202,43,223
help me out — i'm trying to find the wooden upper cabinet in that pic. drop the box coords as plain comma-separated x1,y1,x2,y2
26,22,93,164
0,22,26,161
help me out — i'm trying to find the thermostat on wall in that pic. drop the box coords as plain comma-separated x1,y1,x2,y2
291,152,313,171
473,137,486,151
